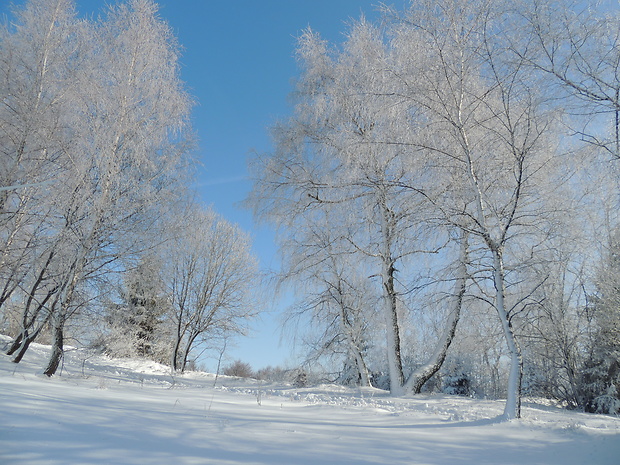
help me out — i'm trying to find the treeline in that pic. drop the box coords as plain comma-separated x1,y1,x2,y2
247,0,620,418
0,0,259,375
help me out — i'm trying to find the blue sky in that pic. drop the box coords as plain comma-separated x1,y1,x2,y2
146,0,385,371
1,0,389,370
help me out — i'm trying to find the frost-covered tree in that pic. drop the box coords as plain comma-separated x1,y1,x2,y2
40,0,191,377
249,0,576,421
1,0,193,376
249,20,468,397
515,0,620,412
383,0,569,419
521,0,620,160
278,208,376,387
165,206,259,373
581,233,620,414
1,0,91,364
101,256,169,360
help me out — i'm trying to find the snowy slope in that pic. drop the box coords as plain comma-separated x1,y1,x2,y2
1,338,619,465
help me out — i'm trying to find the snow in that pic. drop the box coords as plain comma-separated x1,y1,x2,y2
1,337,619,465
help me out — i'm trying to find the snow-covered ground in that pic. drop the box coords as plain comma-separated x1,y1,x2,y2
1,337,619,465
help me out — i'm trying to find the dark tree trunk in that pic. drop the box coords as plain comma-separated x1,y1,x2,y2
11,333,37,363
6,332,25,356
12,317,51,363
179,332,200,373
43,318,64,377
6,281,57,360
8,296,56,362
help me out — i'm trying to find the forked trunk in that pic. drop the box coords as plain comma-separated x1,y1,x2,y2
11,327,45,364
8,306,53,362
6,332,24,356
405,233,468,394
352,345,371,387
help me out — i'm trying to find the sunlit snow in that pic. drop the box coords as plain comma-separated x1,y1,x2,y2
1,337,619,465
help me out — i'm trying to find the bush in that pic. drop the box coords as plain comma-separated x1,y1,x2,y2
442,361,473,397
255,365,289,382
293,369,308,388
223,360,255,378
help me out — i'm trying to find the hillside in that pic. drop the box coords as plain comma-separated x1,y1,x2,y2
1,337,619,465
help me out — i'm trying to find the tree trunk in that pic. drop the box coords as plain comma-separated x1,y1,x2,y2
378,191,404,395
6,331,24,356
179,332,199,373
383,261,404,395
171,333,182,371
405,232,468,394
353,348,371,387
11,322,48,363
7,299,54,361
11,334,37,364
333,275,372,388
492,248,523,420
43,316,64,377
7,255,58,361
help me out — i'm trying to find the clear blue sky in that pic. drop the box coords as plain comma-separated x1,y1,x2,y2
1,0,391,370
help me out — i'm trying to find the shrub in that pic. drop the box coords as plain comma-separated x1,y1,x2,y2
223,360,254,378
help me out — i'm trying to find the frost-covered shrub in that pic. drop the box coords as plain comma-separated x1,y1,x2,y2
223,360,255,378
589,385,620,415
293,369,308,388
255,366,289,383
370,372,390,391
442,360,473,396
443,371,472,396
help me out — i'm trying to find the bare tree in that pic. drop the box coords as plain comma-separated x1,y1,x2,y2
39,0,192,376
250,0,572,420
277,206,376,387
519,0,620,159
0,0,88,363
164,206,259,373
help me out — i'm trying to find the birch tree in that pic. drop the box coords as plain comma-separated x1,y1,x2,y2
39,0,191,376
521,0,620,160
384,0,568,418
249,22,466,396
1,0,193,375
250,0,572,419
277,206,376,386
0,0,88,363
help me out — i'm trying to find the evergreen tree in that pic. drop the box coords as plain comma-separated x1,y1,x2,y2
103,257,169,360
582,235,620,414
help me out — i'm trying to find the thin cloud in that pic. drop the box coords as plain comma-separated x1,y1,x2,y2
196,175,248,187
